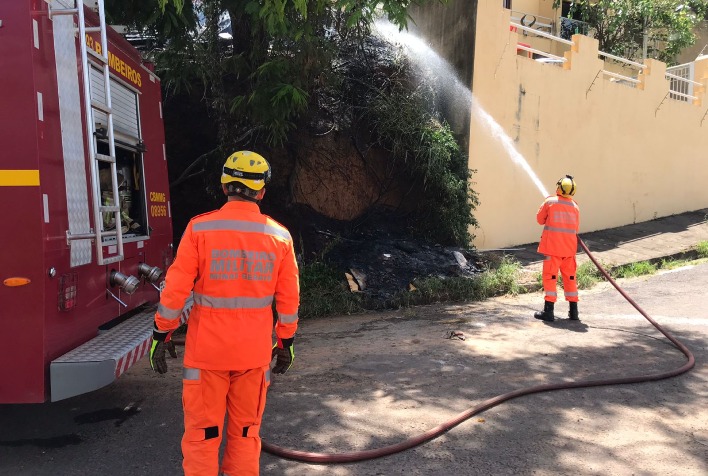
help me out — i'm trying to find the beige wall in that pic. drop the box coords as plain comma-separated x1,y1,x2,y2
470,0,708,249
511,0,556,22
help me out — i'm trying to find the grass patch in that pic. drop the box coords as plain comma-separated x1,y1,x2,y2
534,260,603,290
659,258,691,270
395,276,484,307
298,256,523,317
478,256,524,296
612,261,657,278
393,256,522,307
696,240,708,258
575,261,604,289
299,261,363,319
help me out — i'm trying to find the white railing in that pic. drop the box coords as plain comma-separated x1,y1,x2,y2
597,51,645,88
515,43,566,63
510,22,570,66
510,20,705,102
510,22,572,46
598,51,645,70
666,62,700,102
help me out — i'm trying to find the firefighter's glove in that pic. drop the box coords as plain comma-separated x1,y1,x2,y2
165,335,178,359
150,326,174,374
271,337,295,374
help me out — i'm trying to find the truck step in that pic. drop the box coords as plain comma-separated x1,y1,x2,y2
50,305,155,402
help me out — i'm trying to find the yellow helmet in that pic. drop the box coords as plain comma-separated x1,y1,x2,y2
556,175,576,197
221,150,271,191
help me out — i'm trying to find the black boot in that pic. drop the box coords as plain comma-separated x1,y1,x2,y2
534,301,555,322
569,301,579,320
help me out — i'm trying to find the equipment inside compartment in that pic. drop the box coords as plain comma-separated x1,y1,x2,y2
97,142,147,239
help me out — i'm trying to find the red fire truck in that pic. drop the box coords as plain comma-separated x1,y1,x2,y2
0,0,186,403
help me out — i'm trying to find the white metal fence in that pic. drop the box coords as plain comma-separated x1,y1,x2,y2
666,63,696,102
508,20,703,105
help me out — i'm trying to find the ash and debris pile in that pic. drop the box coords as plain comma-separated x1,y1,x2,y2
284,205,484,305
327,235,482,299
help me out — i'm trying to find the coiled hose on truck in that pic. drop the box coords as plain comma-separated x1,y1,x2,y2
262,238,696,464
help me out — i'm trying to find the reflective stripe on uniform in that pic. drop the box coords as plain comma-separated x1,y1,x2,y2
545,291,557,297
552,211,578,224
193,220,291,241
193,292,273,309
543,226,577,234
158,303,183,320
278,312,298,324
183,367,200,380
546,197,577,207
564,291,578,297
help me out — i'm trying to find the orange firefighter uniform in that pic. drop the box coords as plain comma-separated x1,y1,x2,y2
536,193,580,303
155,200,299,476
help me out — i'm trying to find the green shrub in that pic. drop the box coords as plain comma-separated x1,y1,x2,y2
367,71,479,247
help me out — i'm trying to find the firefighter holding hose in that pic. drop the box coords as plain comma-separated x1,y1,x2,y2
149,151,300,475
534,175,580,322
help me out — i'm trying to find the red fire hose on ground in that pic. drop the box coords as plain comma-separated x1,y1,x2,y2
261,238,696,464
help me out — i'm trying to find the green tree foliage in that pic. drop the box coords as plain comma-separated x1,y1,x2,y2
110,1,479,246
367,77,478,245
143,1,444,145
556,0,708,63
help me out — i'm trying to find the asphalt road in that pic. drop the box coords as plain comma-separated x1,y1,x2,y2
1,263,707,475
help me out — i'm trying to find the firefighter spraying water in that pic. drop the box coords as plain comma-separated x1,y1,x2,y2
534,175,581,322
